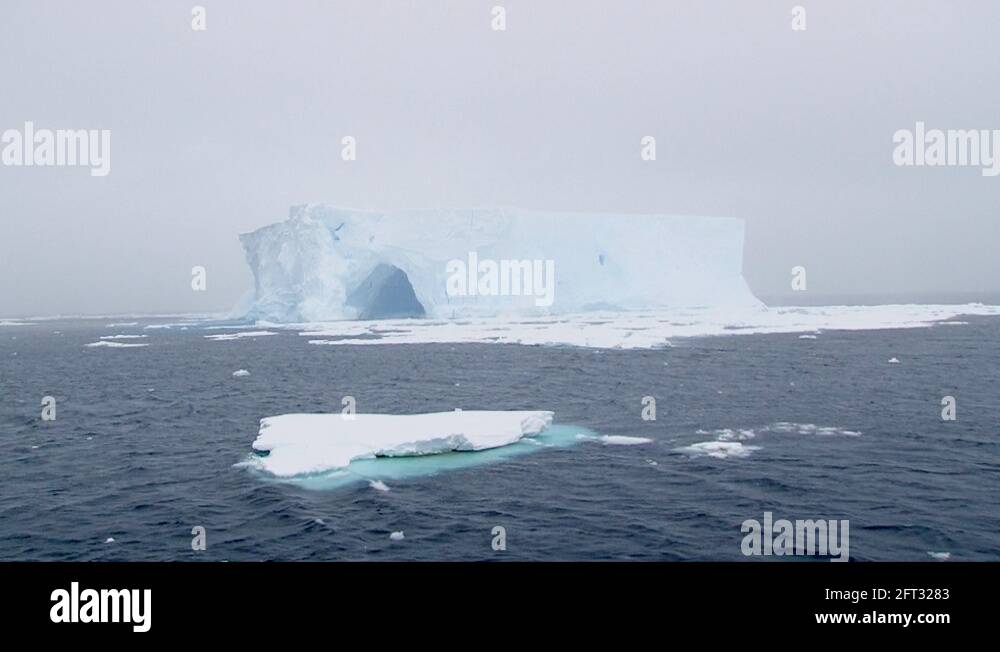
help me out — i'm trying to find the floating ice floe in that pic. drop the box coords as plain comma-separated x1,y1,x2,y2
927,551,951,561
247,410,554,477
85,341,148,348
798,334,818,339
100,334,148,340
677,422,861,459
368,480,390,492
577,434,653,446
676,441,760,459
0,320,34,326
205,330,276,341
701,428,757,442
767,422,862,437
232,369,251,377
142,320,204,330
288,303,1000,350
389,531,405,541
888,357,900,364
240,412,598,489
106,322,139,327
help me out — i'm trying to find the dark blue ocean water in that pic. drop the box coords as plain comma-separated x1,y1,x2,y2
1,317,998,560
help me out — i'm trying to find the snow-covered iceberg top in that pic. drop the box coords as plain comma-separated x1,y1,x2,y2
238,205,762,322
249,410,554,477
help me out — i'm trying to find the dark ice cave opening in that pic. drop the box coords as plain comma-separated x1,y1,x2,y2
346,263,426,320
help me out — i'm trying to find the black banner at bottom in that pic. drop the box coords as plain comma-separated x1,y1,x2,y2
0,562,990,638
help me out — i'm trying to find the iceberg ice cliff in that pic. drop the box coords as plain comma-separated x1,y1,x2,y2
239,205,762,322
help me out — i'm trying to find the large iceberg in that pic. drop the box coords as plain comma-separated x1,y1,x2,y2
238,205,762,322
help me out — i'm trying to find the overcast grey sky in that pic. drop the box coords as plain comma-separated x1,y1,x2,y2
2,0,999,317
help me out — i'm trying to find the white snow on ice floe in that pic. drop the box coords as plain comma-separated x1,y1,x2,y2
888,357,900,364
85,341,148,348
0,320,34,326
100,334,148,340
232,369,251,377
290,304,1000,350
389,531,405,541
927,551,951,561
205,330,276,341
247,410,554,477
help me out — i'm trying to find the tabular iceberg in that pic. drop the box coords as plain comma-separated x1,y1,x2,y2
238,205,763,322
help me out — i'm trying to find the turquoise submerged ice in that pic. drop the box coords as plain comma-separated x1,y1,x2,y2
242,410,594,490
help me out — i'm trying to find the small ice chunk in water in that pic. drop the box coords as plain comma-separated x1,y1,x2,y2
576,434,652,445
714,428,756,441
888,357,900,364
676,441,760,459
105,538,115,543
599,435,652,445
928,551,951,561
389,531,405,541
85,341,148,348
205,331,276,342
368,480,390,492
232,369,251,377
